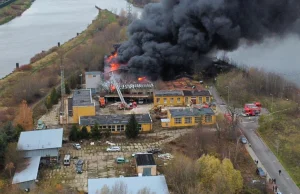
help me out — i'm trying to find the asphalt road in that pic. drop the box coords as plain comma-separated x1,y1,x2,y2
210,86,300,194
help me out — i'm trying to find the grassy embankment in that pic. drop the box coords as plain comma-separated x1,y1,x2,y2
0,9,127,124
0,0,32,25
216,69,300,187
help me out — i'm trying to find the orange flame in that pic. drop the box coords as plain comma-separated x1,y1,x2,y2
111,63,120,71
107,53,120,72
107,52,117,63
138,77,146,81
110,85,116,91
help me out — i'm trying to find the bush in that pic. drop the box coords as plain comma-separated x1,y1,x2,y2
69,125,80,141
80,126,89,139
91,124,101,140
17,64,32,71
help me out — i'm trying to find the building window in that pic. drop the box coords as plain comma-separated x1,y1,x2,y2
177,98,181,103
175,118,182,124
164,98,167,104
185,117,192,124
121,125,125,131
170,98,174,104
195,117,201,123
156,98,160,103
102,125,106,129
199,97,202,103
138,124,142,131
117,125,121,131
205,115,212,123
206,96,210,102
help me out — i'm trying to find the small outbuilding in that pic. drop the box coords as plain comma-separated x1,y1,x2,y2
12,156,41,191
135,153,156,176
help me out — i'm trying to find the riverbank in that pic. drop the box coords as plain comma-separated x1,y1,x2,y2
0,0,32,25
0,8,127,125
126,0,159,8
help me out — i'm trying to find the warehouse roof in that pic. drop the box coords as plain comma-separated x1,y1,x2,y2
80,114,152,126
12,156,41,184
17,128,63,151
183,90,211,96
154,90,183,96
169,108,214,117
136,153,156,166
73,89,94,106
88,176,169,194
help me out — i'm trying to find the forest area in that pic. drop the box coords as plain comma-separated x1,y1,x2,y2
128,0,160,8
216,67,300,187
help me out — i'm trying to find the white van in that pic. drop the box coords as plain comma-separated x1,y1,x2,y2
63,155,71,166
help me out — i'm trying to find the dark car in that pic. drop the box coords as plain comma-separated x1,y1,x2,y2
76,159,84,174
147,148,162,154
256,167,266,177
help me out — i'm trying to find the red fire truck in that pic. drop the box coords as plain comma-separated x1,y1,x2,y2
243,102,261,116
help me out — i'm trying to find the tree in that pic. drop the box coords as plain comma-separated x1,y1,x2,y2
45,95,52,109
65,82,71,94
0,133,8,168
91,124,101,140
14,100,33,131
69,125,80,141
103,129,111,138
80,126,89,139
125,114,139,139
50,88,59,104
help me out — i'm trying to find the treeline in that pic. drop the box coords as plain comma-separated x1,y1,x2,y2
128,0,160,8
0,0,31,25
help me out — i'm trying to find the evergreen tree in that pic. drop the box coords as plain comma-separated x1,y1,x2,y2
80,126,89,139
125,114,139,139
65,82,71,94
91,124,101,140
50,88,58,104
69,125,79,141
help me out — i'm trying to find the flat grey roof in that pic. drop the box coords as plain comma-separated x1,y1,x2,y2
169,108,215,117
17,128,63,151
80,114,152,126
72,89,94,106
85,71,103,75
154,90,183,96
12,156,41,184
136,153,156,166
182,90,211,96
88,176,169,194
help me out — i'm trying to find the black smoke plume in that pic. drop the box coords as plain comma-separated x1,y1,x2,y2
117,0,300,80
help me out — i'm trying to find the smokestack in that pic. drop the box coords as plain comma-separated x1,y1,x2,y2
117,0,300,80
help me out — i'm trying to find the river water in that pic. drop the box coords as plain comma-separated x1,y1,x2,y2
0,0,142,78
0,0,299,84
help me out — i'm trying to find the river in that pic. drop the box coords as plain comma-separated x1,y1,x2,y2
1,1,300,84
0,0,142,78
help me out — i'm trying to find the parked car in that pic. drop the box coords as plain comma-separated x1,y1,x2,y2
256,167,266,177
106,146,121,152
75,159,84,174
115,157,129,164
147,148,162,154
73,143,81,150
240,136,248,144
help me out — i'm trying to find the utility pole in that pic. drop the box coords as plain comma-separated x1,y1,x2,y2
127,0,133,25
60,51,66,125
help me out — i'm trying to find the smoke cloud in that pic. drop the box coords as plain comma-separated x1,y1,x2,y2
117,0,300,80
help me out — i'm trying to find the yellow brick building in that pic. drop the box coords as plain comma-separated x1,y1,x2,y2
79,114,152,133
162,107,216,128
153,90,212,107
71,89,96,123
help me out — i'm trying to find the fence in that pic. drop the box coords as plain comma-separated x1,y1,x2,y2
0,0,17,9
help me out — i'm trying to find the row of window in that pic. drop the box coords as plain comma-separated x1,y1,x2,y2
174,116,212,124
98,124,142,131
156,97,210,104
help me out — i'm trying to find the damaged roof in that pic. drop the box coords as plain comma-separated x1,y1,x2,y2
80,114,152,126
169,108,215,117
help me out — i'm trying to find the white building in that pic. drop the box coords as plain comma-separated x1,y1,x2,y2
85,71,104,94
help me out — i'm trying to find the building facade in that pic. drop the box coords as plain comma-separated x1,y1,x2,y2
79,114,152,133
153,90,212,107
135,153,157,176
162,107,216,128
85,71,104,94
71,89,96,123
